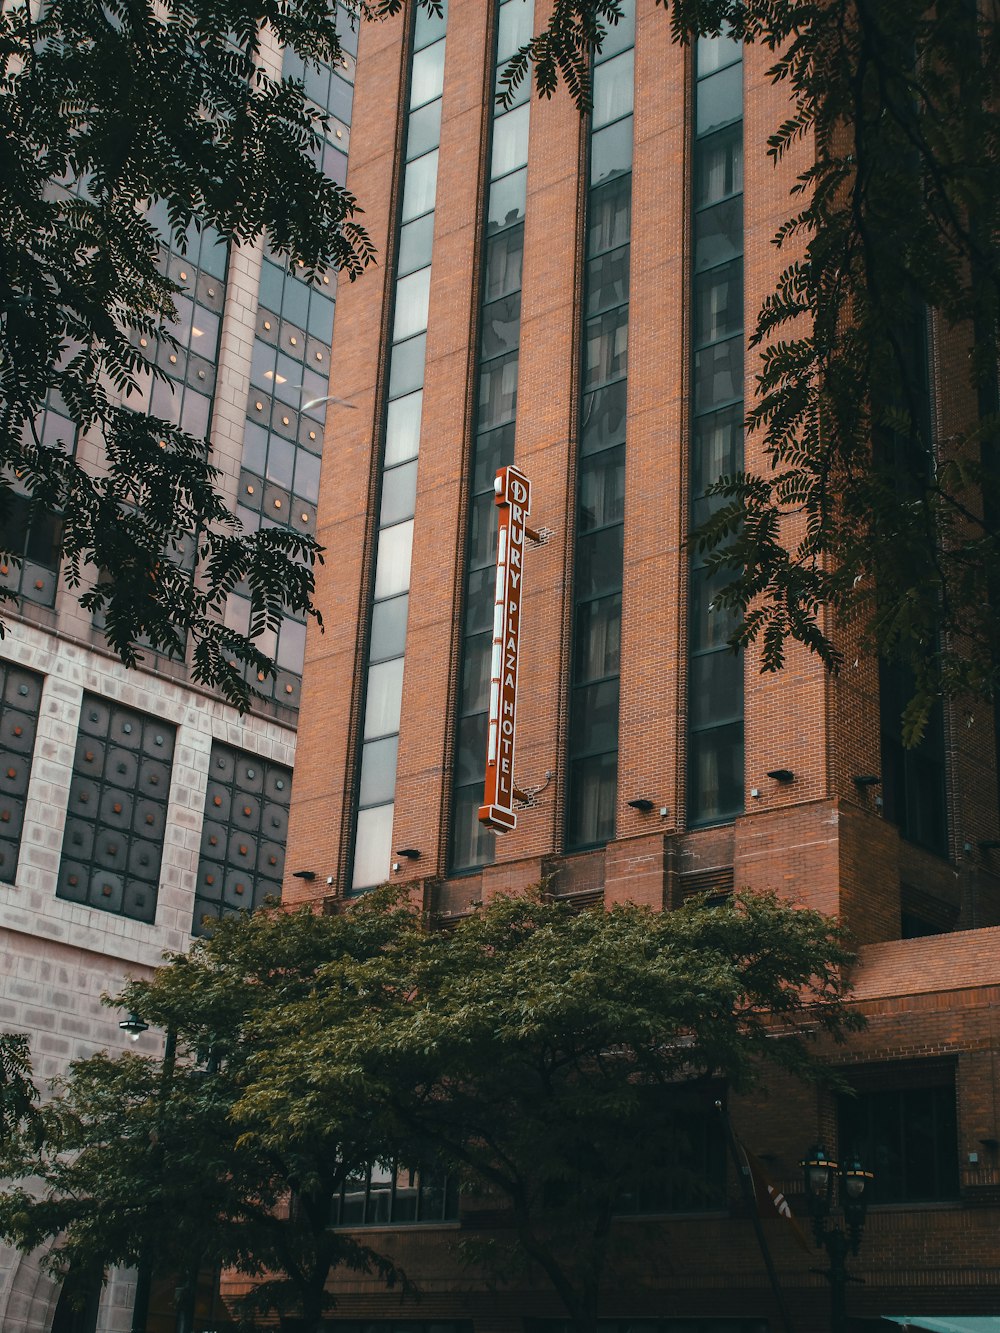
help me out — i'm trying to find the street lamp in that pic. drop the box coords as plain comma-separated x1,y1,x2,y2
118,1012,150,1041
800,1144,874,1333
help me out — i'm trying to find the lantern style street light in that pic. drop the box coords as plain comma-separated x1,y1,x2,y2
801,1144,875,1333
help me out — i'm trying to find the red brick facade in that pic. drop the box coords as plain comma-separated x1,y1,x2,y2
284,0,1000,1323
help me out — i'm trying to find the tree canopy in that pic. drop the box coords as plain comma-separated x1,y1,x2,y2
5,0,997,727
0,888,858,1332
0,0,398,707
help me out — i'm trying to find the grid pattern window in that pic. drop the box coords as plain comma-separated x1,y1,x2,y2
332,1161,458,1226
838,1066,959,1205
449,0,534,874
57,696,175,923
0,663,43,886
564,1,634,852
615,1102,726,1215
192,743,292,935
133,208,228,441
1,400,72,609
687,32,744,827
229,13,356,713
350,2,448,891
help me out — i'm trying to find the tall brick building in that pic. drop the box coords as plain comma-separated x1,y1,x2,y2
282,0,1000,1327
0,11,358,1331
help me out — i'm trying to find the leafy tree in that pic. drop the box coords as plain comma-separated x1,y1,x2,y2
0,0,416,708
515,0,1000,740
0,897,418,1333
241,888,861,1333
0,1032,42,1147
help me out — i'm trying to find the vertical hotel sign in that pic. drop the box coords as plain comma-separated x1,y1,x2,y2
479,465,531,833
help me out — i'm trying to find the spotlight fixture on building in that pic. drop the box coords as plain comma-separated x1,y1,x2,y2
291,869,317,880
851,774,881,788
801,1144,874,1333
766,769,795,784
396,847,420,860
626,797,655,812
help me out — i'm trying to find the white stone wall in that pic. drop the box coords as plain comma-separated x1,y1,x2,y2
0,616,296,1331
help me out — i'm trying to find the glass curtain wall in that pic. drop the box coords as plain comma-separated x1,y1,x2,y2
687,32,744,825
350,2,448,891
449,0,534,874
227,6,357,712
564,2,635,851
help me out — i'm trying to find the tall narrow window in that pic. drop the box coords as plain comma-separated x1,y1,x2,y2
449,0,534,874
0,662,43,885
687,32,744,826
565,2,634,851
350,2,448,891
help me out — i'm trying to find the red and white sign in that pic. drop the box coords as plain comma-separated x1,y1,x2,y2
479,465,531,833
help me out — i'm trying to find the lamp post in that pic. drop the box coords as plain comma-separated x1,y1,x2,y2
801,1145,874,1333
120,1012,178,1333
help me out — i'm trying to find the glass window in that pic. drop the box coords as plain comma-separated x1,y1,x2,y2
566,751,617,848
575,524,624,600
380,460,418,527
693,334,743,414
265,435,295,487
358,736,399,807
694,258,743,348
578,447,625,531
583,306,629,389
373,520,414,600
369,594,409,663
460,631,491,714
590,117,633,187
477,352,519,430
450,781,494,871
464,565,496,636
580,378,628,454
592,49,633,129
401,150,439,222
689,565,742,649
0,663,43,887
838,1077,958,1205
388,333,427,400
696,29,742,77
352,803,394,888
480,293,522,359
364,658,405,739
487,167,526,233
406,99,442,161
586,245,630,317
689,648,743,729
588,175,632,257
696,62,743,137
484,226,524,302
468,491,500,570
455,712,489,784
276,617,307,673
688,722,744,824
491,103,530,179
473,423,516,492
306,290,335,344
398,214,436,277
497,0,533,63
569,679,619,757
293,450,321,503
695,123,744,207
410,41,445,109
384,390,423,464
414,0,447,49
594,0,635,62
695,197,743,271
573,593,621,684
393,267,431,342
